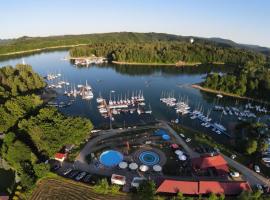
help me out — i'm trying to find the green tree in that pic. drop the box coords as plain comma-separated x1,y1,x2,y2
33,163,50,179
138,180,156,200
246,139,258,155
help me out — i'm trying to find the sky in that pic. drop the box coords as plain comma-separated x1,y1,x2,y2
0,0,270,47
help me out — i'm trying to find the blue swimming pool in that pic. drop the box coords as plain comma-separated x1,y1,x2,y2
139,151,160,166
99,150,123,167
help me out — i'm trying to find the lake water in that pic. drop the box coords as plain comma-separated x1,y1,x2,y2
0,50,269,141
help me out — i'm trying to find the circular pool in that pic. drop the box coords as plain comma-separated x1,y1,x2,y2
139,151,160,166
99,150,123,167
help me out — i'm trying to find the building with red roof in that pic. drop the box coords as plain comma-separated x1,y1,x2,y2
54,153,67,162
156,180,251,196
192,155,229,175
156,180,198,195
199,181,251,195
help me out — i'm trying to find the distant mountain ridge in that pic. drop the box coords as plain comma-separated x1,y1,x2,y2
205,37,270,56
0,32,269,56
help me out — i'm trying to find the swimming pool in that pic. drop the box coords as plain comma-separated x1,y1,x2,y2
99,150,123,167
139,151,160,166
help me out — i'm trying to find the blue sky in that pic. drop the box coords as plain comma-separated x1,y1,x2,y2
1,0,270,47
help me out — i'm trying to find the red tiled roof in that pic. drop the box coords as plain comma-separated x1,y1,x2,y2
192,155,229,173
156,180,251,195
0,196,9,200
54,153,66,160
156,180,199,194
199,181,252,195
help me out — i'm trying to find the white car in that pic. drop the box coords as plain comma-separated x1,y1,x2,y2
256,184,263,191
262,157,270,163
63,168,73,176
254,165,261,173
231,154,237,160
180,133,185,138
131,177,146,188
186,138,191,143
230,171,240,178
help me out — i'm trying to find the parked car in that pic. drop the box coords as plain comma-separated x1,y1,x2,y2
131,177,147,188
230,171,240,178
180,133,185,138
231,154,237,160
68,170,80,178
83,174,93,183
254,165,261,173
52,165,61,171
63,168,73,176
75,172,87,181
186,138,191,143
262,151,270,156
256,184,263,191
262,185,270,193
262,157,270,163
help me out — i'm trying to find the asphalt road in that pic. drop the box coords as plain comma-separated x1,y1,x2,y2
160,120,270,187
222,153,270,187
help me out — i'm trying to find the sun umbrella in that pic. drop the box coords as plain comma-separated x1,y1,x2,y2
175,150,183,155
179,154,187,161
129,163,138,170
153,165,162,172
118,161,128,169
162,134,170,141
139,165,149,172
171,144,179,149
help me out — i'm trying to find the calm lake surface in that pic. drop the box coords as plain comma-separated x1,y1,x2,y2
0,51,269,140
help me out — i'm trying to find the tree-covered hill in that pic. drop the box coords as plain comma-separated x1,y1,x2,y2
69,41,266,65
1,32,269,61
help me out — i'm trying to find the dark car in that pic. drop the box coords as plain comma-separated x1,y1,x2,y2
83,174,92,183
68,170,80,179
51,165,61,171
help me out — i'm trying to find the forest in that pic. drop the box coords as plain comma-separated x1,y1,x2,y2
0,64,93,199
202,62,270,101
0,64,46,99
69,41,266,65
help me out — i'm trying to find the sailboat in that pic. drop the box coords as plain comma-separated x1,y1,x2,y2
145,104,152,114
83,80,94,100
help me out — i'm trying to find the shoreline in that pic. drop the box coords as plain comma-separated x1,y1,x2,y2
112,60,201,66
192,84,270,104
0,44,88,57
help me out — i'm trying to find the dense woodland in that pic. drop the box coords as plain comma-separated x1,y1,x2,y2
0,65,93,198
69,41,266,65
203,62,270,101
18,107,93,157
0,64,45,99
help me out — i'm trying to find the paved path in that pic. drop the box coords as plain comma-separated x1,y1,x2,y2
73,121,269,189
159,121,200,158
76,125,157,163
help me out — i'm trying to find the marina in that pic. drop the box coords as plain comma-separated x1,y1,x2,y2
96,90,152,119
0,50,269,135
